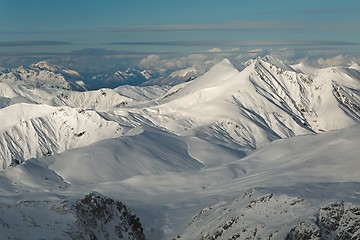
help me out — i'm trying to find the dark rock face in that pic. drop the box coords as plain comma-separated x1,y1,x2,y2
287,202,360,240
71,192,145,240
286,221,320,240
0,192,145,240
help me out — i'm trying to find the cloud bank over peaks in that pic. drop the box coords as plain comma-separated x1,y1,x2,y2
0,41,71,47
208,48,223,53
248,48,263,53
1,47,359,76
316,54,358,68
137,54,220,73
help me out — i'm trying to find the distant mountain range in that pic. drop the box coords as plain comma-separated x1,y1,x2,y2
0,60,201,91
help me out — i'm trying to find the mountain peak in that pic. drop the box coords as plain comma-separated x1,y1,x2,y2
169,67,197,78
30,61,58,71
349,62,360,70
219,58,234,68
203,59,237,74
15,65,28,73
258,55,293,71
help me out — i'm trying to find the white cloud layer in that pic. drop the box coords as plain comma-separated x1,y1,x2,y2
316,55,356,68
138,54,219,72
208,48,223,53
1,47,359,74
248,48,263,53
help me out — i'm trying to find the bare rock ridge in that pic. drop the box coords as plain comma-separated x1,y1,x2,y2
73,192,145,240
287,202,360,240
0,192,145,240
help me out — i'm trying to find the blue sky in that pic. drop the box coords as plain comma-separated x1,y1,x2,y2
0,0,360,71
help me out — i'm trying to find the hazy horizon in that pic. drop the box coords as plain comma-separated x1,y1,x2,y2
1,0,360,72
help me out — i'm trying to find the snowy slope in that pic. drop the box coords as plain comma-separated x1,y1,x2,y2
0,83,170,111
179,185,360,240
48,127,203,185
113,125,360,192
114,125,360,239
0,124,358,239
0,103,122,170
169,67,197,79
144,67,198,86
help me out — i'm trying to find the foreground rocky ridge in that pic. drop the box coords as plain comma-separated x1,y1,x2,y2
179,187,360,240
0,192,145,240
287,202,360,240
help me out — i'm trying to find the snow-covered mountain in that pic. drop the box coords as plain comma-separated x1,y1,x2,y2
0,81,170,110
120,56,359,151
90,68,153,89
0,55,359,239
0,103,122,170
0,61,203,91
0,61,86,91
89,66,200,88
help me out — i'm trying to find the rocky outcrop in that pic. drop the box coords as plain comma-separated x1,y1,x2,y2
287,202,360,240
70,192,145,240
179,189,360,240
0,192,145,240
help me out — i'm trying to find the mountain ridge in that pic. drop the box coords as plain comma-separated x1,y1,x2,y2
1,55,359,169
0,61,86,91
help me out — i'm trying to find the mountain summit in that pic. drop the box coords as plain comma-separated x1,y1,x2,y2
30,61,58,71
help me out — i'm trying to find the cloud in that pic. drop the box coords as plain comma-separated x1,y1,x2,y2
316,55,356,68
208,48,223,53
0,41,71,47
234,53,265,63
137,54,219,72
85,20,360,33
107,40,359,47
261,8,360,17
101,21,294,32
230,48,241,52
1,46,359,76
248,48,263,53
0,48,151,73
296,8,360,15
265,49,360,68
138,55,161,68
1,21,296,36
